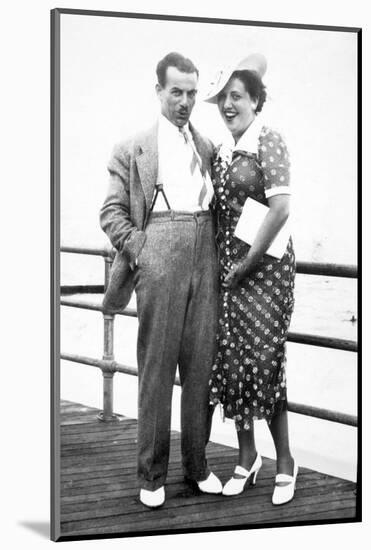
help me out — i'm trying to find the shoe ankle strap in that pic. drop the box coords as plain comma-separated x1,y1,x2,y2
275,473,294,484
234,465,250,477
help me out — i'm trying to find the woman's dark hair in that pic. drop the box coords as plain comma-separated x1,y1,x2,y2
156,52,199,88
232,69,267,113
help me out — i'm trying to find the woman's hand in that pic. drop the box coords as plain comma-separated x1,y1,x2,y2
222,261,251,289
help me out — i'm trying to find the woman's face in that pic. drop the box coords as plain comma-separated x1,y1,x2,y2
217,77,258,143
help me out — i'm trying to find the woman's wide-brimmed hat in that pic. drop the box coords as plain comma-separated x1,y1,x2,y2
204,53,267,104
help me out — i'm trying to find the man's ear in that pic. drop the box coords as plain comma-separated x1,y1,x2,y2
155,83,162,97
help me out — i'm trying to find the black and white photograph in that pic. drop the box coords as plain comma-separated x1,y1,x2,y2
50,8,360,541
3,1,367,547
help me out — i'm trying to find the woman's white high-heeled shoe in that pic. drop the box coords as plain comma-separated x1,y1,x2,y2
272,460,298,505
222,453,262,496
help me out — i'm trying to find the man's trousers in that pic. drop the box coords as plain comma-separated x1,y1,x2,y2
133,210,218,490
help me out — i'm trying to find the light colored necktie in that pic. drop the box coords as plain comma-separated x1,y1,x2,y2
179,127,208,208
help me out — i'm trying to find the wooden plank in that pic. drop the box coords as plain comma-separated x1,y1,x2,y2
59,401,357,537
60,474,347,517
61,467,344,497
61,495,356,535
62,474,354,501
60,478,354,521
59,451,241,474
60,419,137,434
59,445,239,467
60,463,321,492
59,454,246,481
76,493,355,532
172,502,356,530
61,402,98,411
60,475,355,509
61,429,139,444
61,442,139,456
268,508,357,523
60,416,106,426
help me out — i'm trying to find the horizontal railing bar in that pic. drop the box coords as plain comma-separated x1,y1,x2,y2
296,261,357,278
287,332,357,352
61,352,181,385
61,299,103,313
61,285,104,295
61,245,113,258
60,297,357,352
61,352,138,376
60,246,357,279
61,352,357,426
60,298,138,318
287,401,357,427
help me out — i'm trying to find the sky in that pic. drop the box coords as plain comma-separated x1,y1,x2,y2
60,13,358,266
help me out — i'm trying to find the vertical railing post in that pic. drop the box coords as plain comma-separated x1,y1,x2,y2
97,252,119,422
104,254,112,292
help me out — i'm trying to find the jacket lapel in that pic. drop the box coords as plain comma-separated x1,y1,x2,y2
189,123,211,177
135,123,159,212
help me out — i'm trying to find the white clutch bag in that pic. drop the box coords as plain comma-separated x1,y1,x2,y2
234,197,290,260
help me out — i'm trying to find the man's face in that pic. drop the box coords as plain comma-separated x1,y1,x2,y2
156,66,198,127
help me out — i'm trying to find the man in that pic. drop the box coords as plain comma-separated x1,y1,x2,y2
100,52,221,508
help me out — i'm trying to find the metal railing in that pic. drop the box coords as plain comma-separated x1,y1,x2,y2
60,244,358,427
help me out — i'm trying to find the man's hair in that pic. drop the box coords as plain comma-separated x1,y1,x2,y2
232,70,267,114
156,52,199,87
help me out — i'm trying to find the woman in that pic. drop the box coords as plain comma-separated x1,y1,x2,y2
205,54,297,505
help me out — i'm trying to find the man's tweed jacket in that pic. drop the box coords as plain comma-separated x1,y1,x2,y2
100,121,214,312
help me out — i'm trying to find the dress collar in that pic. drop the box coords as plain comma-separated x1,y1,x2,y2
217,115,265,165
233,115,265,155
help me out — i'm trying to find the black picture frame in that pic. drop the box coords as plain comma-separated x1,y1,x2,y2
51,8,361,542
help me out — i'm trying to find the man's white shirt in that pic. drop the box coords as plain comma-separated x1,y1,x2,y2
155,114,214,212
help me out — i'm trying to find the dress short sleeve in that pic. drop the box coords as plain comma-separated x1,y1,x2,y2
258,128,291,198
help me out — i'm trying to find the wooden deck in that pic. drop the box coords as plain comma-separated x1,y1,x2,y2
59,400,357,539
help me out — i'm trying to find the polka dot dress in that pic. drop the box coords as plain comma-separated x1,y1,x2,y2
209,126,296,431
